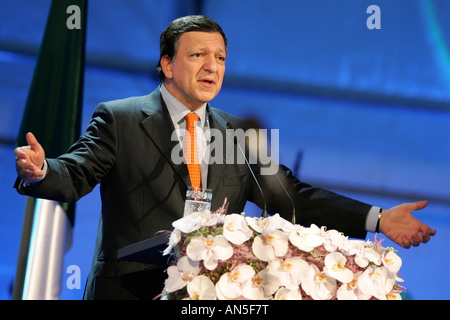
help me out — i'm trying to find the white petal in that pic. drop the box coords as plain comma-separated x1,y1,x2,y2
186,237,207,261
258,267,282,295
324,252,353,283
213,235,234,260
178,256,200,273
272,231,289,257
223,214,253,245
365,248,382,265
383,251,402,274
165,265,186,293
274,287,303,300
241,278,271,300
187,275,217,300
252,236,275,261
203,257,219,270
216,273,243,299
337,284,358,300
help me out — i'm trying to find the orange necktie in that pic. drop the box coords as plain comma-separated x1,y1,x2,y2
185,113,202,189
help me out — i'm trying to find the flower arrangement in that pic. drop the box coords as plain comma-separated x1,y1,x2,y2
160,202,404,300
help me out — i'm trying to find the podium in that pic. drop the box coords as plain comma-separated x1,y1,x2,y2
117,233,171,266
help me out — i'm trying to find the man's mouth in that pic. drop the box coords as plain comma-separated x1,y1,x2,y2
199,79,215,87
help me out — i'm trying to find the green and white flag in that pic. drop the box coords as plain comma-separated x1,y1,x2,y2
13,0,87,300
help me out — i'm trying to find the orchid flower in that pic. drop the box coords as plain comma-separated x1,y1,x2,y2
223,213,253,245
336,272,371,300
358,266,396,300
163,228,181,256
344,240,381,268
273,287,303,300
245,213,286,234
215,263,255,300
269,258,309,290
321,228,347,252
186,234,233,270
241,266,281,300
382,250,402,274
252,230,289,261
185,275,217,300
164,256,200,293
301,264,337,300
323,252,354,283
288,224,324,252
172,210,219,233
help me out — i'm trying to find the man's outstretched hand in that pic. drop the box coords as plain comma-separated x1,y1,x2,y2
14,132,46,181
379,200,436,248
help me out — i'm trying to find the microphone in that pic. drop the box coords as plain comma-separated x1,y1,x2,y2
226,122,267,218
274,172,296,225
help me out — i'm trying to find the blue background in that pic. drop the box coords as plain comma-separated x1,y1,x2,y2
0,0,449,300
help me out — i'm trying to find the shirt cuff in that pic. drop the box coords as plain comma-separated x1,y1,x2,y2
21,160,48,188
365,206,381,233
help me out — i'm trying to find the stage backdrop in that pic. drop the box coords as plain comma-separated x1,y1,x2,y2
0,0,449,299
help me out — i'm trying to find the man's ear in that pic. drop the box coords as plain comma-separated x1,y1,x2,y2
160,55,173,79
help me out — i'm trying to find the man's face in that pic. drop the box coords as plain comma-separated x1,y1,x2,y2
161,31,226,111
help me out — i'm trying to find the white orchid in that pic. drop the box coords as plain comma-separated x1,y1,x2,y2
273,287,303,300
336,272,371,300
245,213,286,234
344,240,381,268
223,213,253,245
164,256,200,293
215,263,255,300
162,228,181,256
358,266,396,300
269,258,309,290
185,275,217,300
252,230,289,261
382,250,402,274
321,228,347,252
186,234,233,270
172,210,220,233
289,224,324,252
163,208,405,300
323,252,354,283
301,264,337,300
241,267,281,300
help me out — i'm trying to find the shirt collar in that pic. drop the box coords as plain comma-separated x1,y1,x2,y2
160,84,207,128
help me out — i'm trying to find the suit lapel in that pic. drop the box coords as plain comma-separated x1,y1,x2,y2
138,90,236,203
206,106,235,194
139,89,190,188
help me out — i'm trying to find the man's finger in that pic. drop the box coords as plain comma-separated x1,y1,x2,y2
400,235,411,249
26,132,42,151
14,147,27,159
411,233,421,247
407,200,428,212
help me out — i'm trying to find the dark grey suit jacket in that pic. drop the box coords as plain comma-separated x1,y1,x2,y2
16,87,371,299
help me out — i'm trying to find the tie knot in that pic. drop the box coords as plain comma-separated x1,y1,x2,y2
185,112,199,126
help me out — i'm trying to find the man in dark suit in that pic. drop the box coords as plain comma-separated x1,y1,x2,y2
14,15,435,299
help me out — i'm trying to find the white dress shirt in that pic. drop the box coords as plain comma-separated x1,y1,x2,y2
160,84,209,188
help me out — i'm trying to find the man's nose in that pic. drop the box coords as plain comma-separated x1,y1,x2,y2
203,55,218,72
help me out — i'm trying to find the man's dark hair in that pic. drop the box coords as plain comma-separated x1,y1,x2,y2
157,15,228,82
